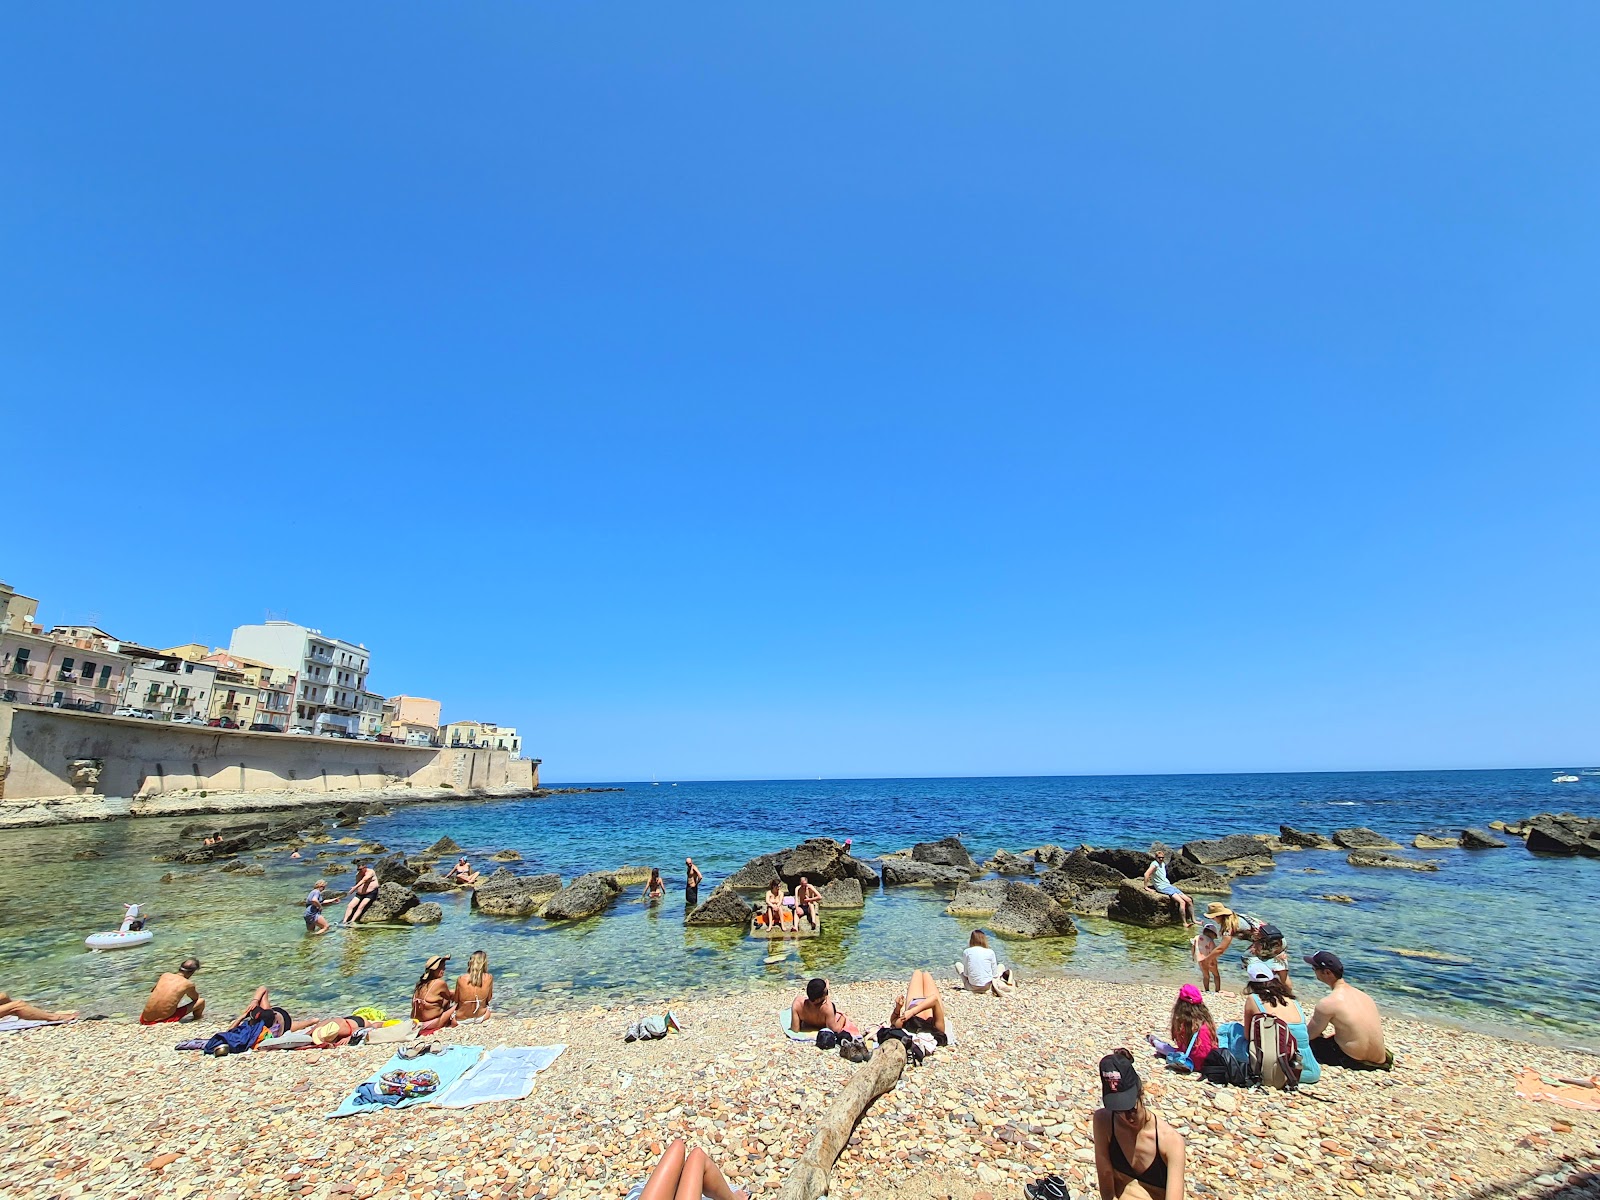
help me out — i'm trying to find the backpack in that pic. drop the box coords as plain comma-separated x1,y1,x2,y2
1249,1014,1302,1090
1201,1046,1254,1088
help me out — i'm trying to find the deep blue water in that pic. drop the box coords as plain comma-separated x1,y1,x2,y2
3,768,1596,1043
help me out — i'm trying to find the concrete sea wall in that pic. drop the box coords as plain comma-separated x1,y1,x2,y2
0,703,539,828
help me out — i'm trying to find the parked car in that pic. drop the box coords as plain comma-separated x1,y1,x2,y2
375,734,396,743
247,722,282,733
170,714,203,725
207,717,240,729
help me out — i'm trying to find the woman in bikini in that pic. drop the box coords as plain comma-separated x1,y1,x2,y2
1092,1048,1186,1199
342,863,380,925
454,950,494,1022
646,869,666,903
762,881,788,929
888,968,948,1045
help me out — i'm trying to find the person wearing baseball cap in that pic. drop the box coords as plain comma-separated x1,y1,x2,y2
1304,949,1394,1071
1244,959,1321,1083
411,954,458,1032
1093,1048,1186,1198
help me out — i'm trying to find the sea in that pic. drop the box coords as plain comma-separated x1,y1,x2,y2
2,769,1596,1045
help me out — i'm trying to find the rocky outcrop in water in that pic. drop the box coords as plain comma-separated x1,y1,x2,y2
1413,834,1460,850
403,902,443,925
541,871,623,921
818,878,865,908
1024,844,1070,869
1333,827,1401,851
412,870,460,893
1460,827,1508,850
1085,847,1152,878
374,852,420,886
1347,850,1439,872
684,884,754,926
360,882,420,923
1179,834,1266,866
724,839,878,892
1106,880,1184,928
1166,861,1232,895
911,836,980,876
1523,814,1600,857
472,870,562,917
945,880,1013,914
985,849,1037,875
423,836,463,856
1052,848,1125,890
990,886,1077,939
1279,825,1337,849
488,849,522,862
881,859,971,887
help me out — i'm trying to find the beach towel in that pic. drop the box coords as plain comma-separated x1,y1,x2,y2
780,1010,813,1042
434,1044,566,1108
328,1045,483,1118
257,1031,317,1052
1515,1069,1600,1113
0,1015,73,1032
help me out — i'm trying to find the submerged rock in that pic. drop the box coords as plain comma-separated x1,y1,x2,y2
609,865,652,886
1106,880,1185,928
1413,834,1460,850
1333,827,1401,851
684,884,754,926
1460,827,1508,850
402,902,443,925
1347,850,1439,872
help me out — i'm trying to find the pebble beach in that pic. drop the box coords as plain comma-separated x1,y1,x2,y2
7,975,1599,1200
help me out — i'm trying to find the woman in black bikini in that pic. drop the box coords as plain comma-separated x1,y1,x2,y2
1091,1048,1185,1200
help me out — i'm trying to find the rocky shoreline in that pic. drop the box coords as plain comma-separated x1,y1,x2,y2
3,975,1596,1200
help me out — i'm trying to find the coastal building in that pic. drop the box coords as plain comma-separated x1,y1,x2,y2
2,621,134,713
228,621,371,736
357,690,385,738
165,645,298,732
442,720,521,755
118,646,216,721
206,664,262,727
0,581,39,633
381,694,442,744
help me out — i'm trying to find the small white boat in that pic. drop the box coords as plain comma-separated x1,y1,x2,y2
1553,774,1580,784
86,903,153,951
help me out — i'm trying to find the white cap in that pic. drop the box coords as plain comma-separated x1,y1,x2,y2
1246,960,1276,984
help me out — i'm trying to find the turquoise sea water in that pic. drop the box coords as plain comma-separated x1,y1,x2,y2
1,769,1596,1044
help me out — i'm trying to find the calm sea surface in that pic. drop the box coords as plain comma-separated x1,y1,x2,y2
2,769,1596,1044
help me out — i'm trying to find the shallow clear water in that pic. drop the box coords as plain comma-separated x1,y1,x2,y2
2,769,1596,1044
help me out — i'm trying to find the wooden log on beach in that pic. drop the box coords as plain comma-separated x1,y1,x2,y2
776,1040,907,1200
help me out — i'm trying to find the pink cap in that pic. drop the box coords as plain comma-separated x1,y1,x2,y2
1178,984,1203,1004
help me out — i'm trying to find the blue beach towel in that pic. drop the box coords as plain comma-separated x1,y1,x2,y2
780,1009,813,1042
328,1045,483,1118
434,1044,566,1108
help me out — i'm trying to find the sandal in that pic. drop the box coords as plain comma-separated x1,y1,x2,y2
1024,1177,1067,1200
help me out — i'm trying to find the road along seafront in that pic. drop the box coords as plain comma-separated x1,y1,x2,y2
4,975,1597,1200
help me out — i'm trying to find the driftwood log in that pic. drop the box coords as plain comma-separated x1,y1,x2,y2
776,1040,908,1200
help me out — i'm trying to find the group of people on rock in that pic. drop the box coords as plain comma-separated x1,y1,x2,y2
758,876,823,931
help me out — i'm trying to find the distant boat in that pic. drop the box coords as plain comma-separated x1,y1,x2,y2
1553,774,1580,783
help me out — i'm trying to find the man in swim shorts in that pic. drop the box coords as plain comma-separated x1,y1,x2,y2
139,958,206,1025
685,857,703,908
794,876,822,930
1143,848,1195,927
1304,950,1393,1070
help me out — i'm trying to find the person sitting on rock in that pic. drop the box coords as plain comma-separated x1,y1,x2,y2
761,880,789,929
139,958,205,1025
1303,950,1392,1071
794,876,822,930
1093,1048,1186,1200
791,977,859,1037
1147,983,1216,1072
1142,849,1195,927
342,863,380,925
888,969,948,1045
450,857,480,887
632,1137,746,1200
0,991,77,1024
957,929,1014,996
411,955,458,1032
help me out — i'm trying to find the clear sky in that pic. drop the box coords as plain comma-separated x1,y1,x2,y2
4,6,1597,782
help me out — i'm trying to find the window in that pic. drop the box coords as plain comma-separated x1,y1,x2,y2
12,647,29,675
98,664,112,688
58,657,75,680
184,662,194,674
146,683,161,702
82,660,96,679
177,687,189,705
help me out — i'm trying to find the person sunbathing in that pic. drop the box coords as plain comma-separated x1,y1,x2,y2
454,950,494,1021
0,991,76,1023
228,987,317,1037
761,881,789,929
632,1138,746,1200
450,857,481,887
412,954,458,1031
139,958,206,1024
791,977,860,1037
888,969,948,1044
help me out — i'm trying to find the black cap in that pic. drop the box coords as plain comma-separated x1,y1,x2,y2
1098,1052,1141,1111
1304,950,1344,977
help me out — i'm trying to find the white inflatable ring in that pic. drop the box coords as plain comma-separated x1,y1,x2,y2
85,930,153,951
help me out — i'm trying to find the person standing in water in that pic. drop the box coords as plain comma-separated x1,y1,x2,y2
646,868,666,902
684,857,703,908
304,880,330,935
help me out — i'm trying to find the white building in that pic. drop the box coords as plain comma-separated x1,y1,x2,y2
228,621,372,736
119,646,217,721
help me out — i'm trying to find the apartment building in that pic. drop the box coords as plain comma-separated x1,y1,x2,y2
0,614,135,713
119,646,217,721
441,720,521,755
381,694,442,744
228,621,371,735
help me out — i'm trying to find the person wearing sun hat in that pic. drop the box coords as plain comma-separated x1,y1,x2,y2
1091,1048,1186,1199
1304,949,1393,1071
411,954,458,1031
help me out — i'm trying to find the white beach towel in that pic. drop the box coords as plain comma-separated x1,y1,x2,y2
434,1044,566,1108
0,1015,73,1033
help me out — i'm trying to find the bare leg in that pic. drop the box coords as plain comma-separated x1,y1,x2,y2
679,1147,747,1200
190,997,207,1020
0,999,76,1022
640,1139,687,1200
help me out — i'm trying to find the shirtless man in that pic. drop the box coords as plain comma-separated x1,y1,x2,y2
139,958,205,1025
790,977,860,1037
685,858,703,908
1304,950,1392,1070
0,992,76,1023
794,876,822,930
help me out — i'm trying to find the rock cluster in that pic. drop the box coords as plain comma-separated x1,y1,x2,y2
472,869,563,918
1523,812,1600,858
541,872,624,921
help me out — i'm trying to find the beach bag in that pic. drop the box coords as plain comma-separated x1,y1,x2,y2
1201,1046,1253,1088
624,1015,669,1042
379,1069,440,1098
1168,1030,1201,1073
1250,1015,1302,1090
875,1026,926,1065
815,1028,839,1050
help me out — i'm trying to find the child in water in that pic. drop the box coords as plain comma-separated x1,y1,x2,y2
1191,918,1231,992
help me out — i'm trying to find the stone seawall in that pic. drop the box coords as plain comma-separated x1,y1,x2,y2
0,703,540,827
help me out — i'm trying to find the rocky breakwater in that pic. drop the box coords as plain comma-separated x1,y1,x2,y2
687,837,879,925
1520,812,1600,858
945,878,1076,938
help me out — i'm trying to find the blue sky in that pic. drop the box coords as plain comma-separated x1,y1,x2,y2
4,6,1597,781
